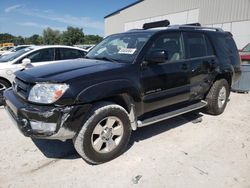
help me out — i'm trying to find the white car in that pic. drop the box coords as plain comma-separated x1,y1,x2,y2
1,45,32,56
0,46,14,55
0,45,87,102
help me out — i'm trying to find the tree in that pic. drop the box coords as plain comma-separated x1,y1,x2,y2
25,34,43,45
60,26,84,45
84,35,103,44
0,33,15,43
14,36,25,45
42,27,61,45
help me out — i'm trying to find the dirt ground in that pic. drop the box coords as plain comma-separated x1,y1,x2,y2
0,92,250,188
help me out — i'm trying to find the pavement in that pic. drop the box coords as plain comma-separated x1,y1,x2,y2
0,92,250,188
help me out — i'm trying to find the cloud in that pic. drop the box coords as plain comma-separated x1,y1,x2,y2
4,4,21,13
19,22,65,31
12,7,103,31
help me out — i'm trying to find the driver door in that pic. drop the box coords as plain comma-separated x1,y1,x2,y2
141,32,190,113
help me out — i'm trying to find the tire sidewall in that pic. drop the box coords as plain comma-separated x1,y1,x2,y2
74,103,131,164
213,79,230,114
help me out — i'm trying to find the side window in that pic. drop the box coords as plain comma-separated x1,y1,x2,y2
149,32,184,62
226,36,238,56
205,36,215,56
59,48,83,60
79,50,87,57
27,48,54,63
185,32,207,58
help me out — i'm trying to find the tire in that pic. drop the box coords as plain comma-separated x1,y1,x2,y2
73,102,132,164
0,79,11,105
205,79,230,115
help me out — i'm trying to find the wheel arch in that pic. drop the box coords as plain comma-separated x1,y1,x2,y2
214,72,232,87
0,76,12,87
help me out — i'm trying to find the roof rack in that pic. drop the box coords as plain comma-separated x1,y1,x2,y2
143,20,170,29
169,25,224,32
128,20,224,32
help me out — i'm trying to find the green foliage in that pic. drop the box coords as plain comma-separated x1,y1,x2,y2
0,26,103,46
84,35,103,44
0,33,16,43
61,26,84,45
25,34,43,45
42,27,61,45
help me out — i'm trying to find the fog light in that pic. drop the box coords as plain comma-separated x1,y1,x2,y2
30,121,57,133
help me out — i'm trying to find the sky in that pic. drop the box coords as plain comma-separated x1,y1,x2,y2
0,0,137,37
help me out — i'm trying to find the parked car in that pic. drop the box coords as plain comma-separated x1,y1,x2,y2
0,45,88,104
0,46,14,56
1,45,32,56
239,43,250,64
3,21,241,164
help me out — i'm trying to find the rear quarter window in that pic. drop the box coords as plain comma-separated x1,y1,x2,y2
212,33,240,65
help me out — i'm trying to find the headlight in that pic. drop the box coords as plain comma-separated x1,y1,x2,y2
28,83,69,104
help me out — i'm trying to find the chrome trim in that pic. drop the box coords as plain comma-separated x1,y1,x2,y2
138,101,207,128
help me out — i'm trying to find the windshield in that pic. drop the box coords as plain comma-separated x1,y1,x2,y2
243,43,250,52
10,46,29,52
86,33,152,63
0,47,33,62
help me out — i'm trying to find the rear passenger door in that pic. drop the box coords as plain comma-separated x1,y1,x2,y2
183,32,217,100
55,48,84,62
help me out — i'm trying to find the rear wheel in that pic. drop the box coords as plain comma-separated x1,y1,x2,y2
205,79,229,115
73,102,132,164
0,79,11,105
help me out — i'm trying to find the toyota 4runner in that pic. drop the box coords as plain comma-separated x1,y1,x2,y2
3,21,241,164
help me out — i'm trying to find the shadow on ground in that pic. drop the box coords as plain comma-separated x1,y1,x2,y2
31,112,203,159
31,139,79,159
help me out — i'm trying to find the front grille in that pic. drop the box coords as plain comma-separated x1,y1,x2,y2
13,77,33,99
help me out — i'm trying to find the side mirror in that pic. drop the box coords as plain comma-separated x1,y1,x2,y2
21,58,31,68
145,50,168,64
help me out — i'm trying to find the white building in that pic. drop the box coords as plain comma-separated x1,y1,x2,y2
104,0,250,48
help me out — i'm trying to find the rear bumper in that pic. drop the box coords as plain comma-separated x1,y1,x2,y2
3,89,91,140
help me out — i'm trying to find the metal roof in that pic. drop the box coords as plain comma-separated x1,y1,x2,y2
104,0,144,19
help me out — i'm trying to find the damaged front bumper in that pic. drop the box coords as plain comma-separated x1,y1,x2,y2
3,89,91,141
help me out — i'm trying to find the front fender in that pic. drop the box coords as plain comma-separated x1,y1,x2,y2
76,79,141,104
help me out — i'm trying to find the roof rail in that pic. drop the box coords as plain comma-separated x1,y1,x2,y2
143,20,170,29
170,25,223,32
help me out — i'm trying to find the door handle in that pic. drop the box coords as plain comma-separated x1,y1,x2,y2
181,63,188,70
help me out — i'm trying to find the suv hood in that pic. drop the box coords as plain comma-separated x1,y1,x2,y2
15,58,127,83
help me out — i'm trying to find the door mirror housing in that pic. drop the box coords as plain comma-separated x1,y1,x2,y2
145,50,168,64
21,58,31,67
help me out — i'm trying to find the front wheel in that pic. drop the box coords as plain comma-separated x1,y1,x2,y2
205,79,230,115
0,79,11,105
73,102,132,164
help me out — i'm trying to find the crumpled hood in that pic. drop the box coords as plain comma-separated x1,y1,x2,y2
15,58,127,83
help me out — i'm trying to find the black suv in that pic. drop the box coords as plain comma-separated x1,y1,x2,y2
3,21,241,164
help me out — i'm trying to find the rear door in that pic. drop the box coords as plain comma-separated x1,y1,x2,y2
141,32,190,112
55,48,84,62
183,32,217,100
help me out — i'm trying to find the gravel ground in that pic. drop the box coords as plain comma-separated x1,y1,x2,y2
0,92,250,188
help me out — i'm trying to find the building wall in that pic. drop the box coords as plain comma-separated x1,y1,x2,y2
105,0,250,48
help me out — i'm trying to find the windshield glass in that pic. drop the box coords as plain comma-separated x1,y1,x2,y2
0,47,33,62
86,33,152,63
243,43,250,52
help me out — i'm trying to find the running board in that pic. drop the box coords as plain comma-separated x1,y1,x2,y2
137,100,207,127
